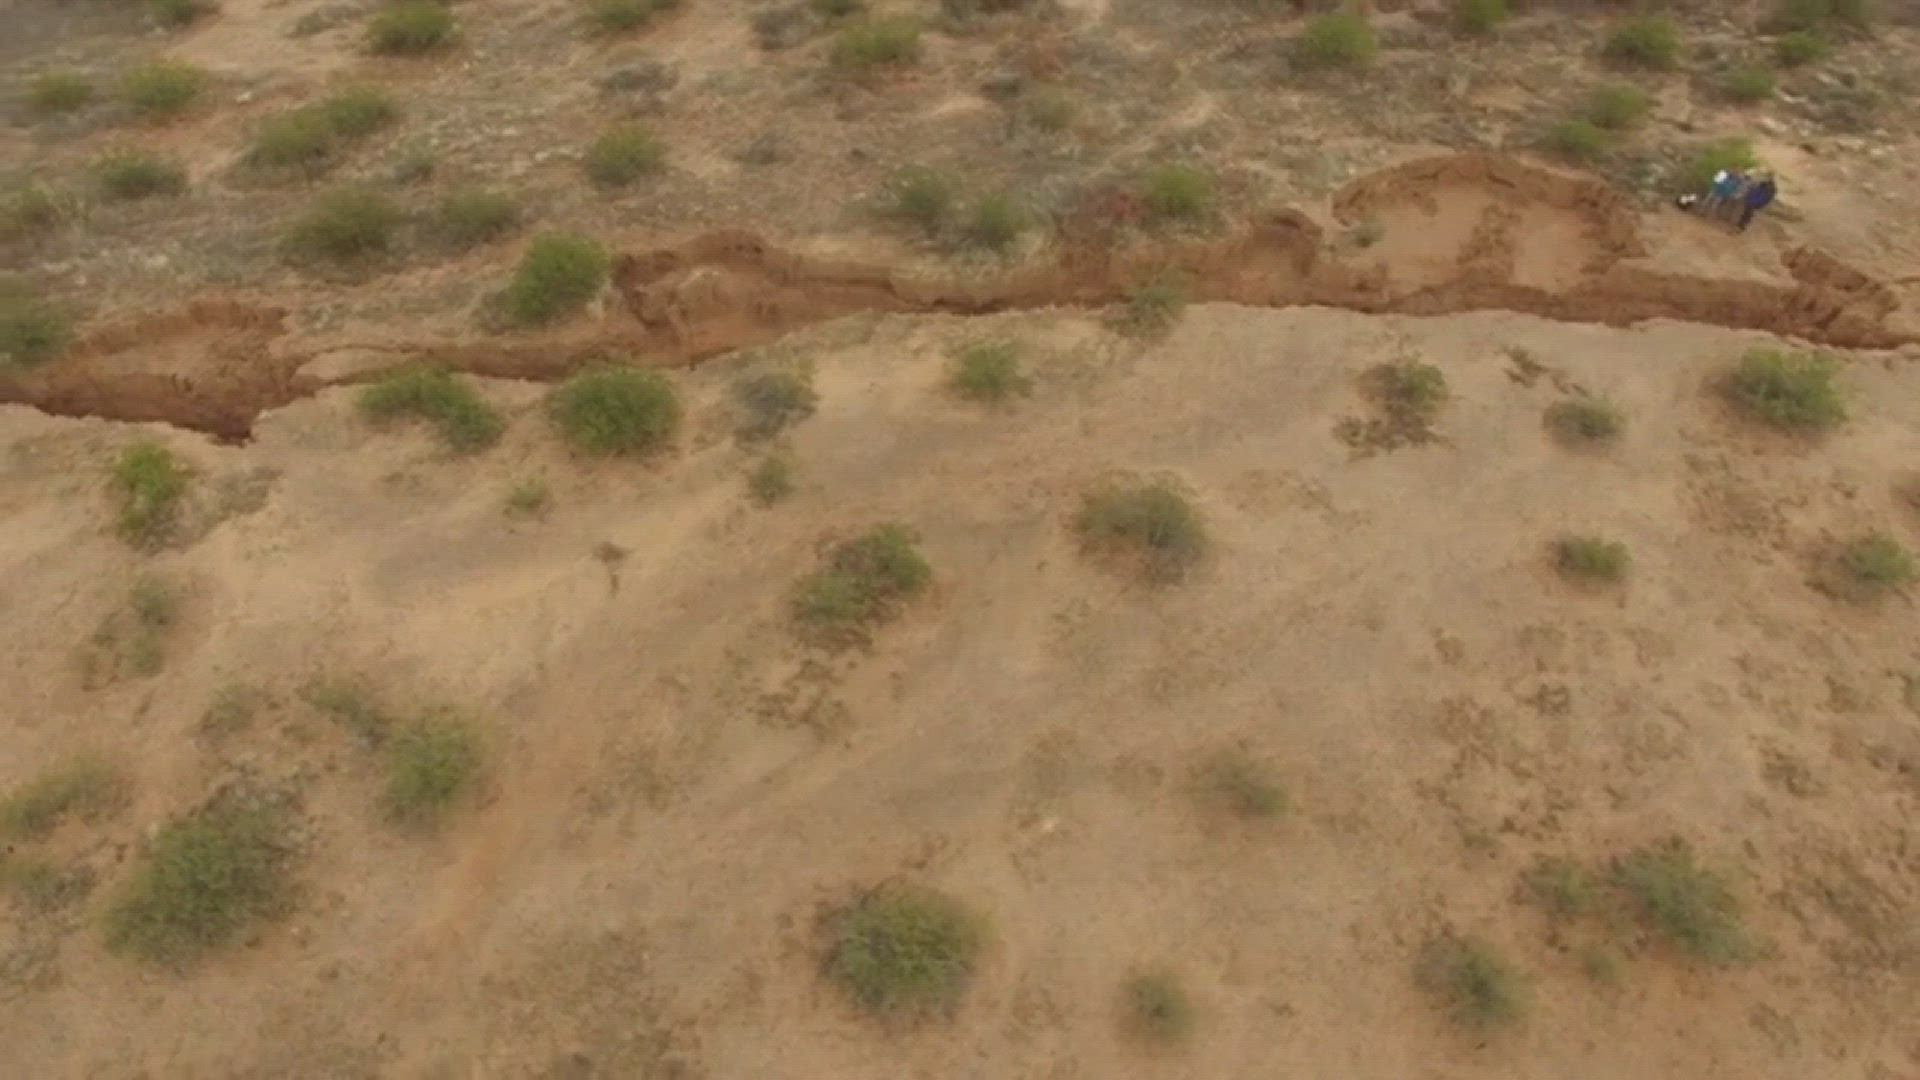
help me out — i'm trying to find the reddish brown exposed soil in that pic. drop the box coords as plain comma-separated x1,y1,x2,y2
3,155,1912,442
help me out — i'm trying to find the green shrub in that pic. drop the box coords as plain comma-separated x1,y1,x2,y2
1604,16,1680,68
314,85,399,137
1297,12,1377,65
1720,65,1777,102
825,883,986,1017
383,716,482,827
1197,749,1287,819
300,677,392,746
748,455,796,506
1681,137,1759,194
1,294,71,367
1142,164,1214,223
1543,119,1609,160
104,795,295,963
282,189,401,265
1521,856,1599,922
504,477,551,516
358,366,504,451
1613,840,1754,961
148,0,213,29
1113,277,1187,337
431,188,520,247
1,855,94,913
549,366,681,454
245,87,397,176
1555,535,1630,582
588,0,675,32
792,525,931,636
0,758,127,841
367,2,456,54
1545,397,1624,445
1831,533,1915,600
122,61,208,119
832,17,923,73
1583,84,1652,130
29,72,94,116
1123,971,1194,1045
1452,0,1507,35
499,233,609,326
1773,30,1830,66
94,152,187,200
1417,936,1527,1029
886,166,957,237
1726,348,1844,432
949,341,1030,403
1772,0,1872,32
733,370,818,441
1374,360,1447,428
962,193,1025,252
584,124,665,187
112,441,189,545
1076,480,1206,583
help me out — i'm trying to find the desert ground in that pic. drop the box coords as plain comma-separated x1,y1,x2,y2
4,0,1920,1077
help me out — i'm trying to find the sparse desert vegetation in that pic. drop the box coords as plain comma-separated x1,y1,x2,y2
948,341,1030,403
792,524,931,640
358,366,505,451
824,883,986,1018
1555,535,1630,583
1545,397,1624,446
1417,936,1528,1030
498,232,608,326
104,793,296,963
732,370,818,441
382,715,483,828
111,441,189,546
1122,971,1195,1046
0,758,128,841
1726,348,1846,433
549,366,680,454
1075,479,1206,583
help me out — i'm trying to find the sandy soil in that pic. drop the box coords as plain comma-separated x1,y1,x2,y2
3,301,1918,1077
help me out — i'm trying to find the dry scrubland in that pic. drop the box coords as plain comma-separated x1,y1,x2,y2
4,0,1920,1076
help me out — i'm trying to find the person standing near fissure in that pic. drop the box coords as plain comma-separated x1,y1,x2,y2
1737,171,1778,232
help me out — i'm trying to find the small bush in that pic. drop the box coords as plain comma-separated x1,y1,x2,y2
1681,137,1759,193
1022,89,1075,132
1613,840,1753,961
550,366,681,454
733,370,818,441
825,883,986,1018
1123,971,1194,1045
367,2,455,54
949,341,1030,403
246,87,398,176
499,233,609,326
282,189,401,265
1113,277,1187,337
1197,749,1287,819
504,477,551,516
148,0,213,29
1831,533,1916,600
1545,398,1624,446
94,152,187,201
1725,348,1844,432
588,0,675,32
0,758,127,841
583,124,665,187
886,166,957,238
358,366,504,451
1142,164,1214,223
1772,0,1872,32
3,185,66,244
1773,30,1830,66
792,525,931,636
122,61,208,119
748,455,796,506
300,678,392,746
112,441,189,546
104,795,295,963
431,188,520,247
1555,535,1630,582
1521,856,1598,922
1720,65,1777,102
1,294,72,367
1076,481,1206,583
1417,936,1527,1029
1,855,94,913
1543,119,1609,160
1374,360,1447,428
314,85,399,137
1297,12,1377,66
1604,16,1680,68
961,193,1026,252
383,716,482,827
1583,84,1652,130
832,18,923,73
1452,0,1507,34
29,72,94,116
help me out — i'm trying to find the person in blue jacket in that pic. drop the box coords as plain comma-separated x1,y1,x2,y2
1737,171,1777,231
